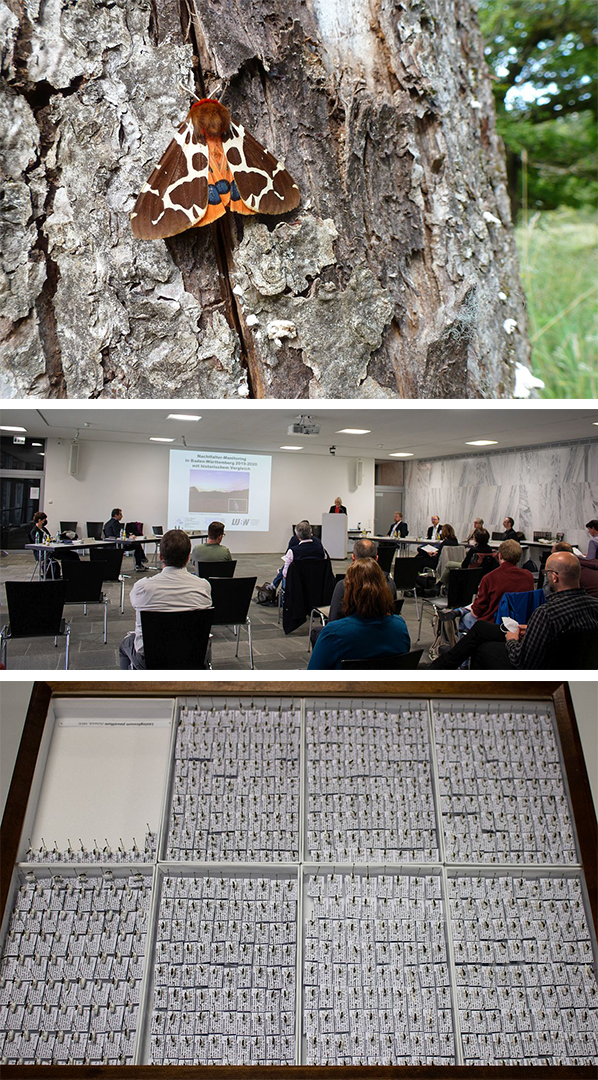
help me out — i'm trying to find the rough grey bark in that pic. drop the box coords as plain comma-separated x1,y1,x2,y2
0,0,530,398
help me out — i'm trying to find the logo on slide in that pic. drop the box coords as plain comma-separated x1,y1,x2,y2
188,468,250,514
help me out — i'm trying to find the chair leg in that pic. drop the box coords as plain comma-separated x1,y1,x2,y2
120,578,125,614
103,599,108,644
83,602,87,616
416,600,426,643
0,631,7,669
247,619,254,670
65,627,70,670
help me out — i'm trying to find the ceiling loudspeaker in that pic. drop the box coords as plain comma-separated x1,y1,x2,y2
354,458,363,487
68,442,80,477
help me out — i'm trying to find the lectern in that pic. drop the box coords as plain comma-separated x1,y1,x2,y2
321,512,347,558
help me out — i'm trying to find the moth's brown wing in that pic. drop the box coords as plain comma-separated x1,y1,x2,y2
130,119,210,240
222,121,301,216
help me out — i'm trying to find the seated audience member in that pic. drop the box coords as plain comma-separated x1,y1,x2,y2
308,559,410,669
267,529,301,592
329,496,347,514
421,523,459,565
388,512,408,538
328,539,398,621
465,517,484,544
104,507,148,570
501,516,518,540
427,515,442,541
548,542,598,599
29,511,79,567
282,520,327,579
440,528,496,586
119,530,211,669
583,520,598,560
461,529,497,572
430,551,598,669
191,521,232,565
452,540,533,630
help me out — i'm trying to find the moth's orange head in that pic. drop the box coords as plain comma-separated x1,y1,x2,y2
189,98,230,136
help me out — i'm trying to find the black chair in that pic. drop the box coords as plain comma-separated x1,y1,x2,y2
341,648,424,669
89,546,129,613
376,543,395,574
62,562,109,644
544,628,598,669
140,608,213,670
393,556,427,619
209,577,257,668
417,567,484,642
282,559,337,635
1,581,71,668
86,521,104,540
59,520,78,534
196,560,237,580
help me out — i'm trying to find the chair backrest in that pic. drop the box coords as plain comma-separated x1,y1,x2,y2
125,521,143,536
543,628,598,669
376,544,395,574
196,560,236,580
5,580,67,636
62,561,105,603
341,648,424,669
209,577,257,626
446,568,484,608
393,598,405,616
436,545,466,579
492,531,504,540
495,588,545,625
89,546,124,579
152,526,164,536
86,521,104,541
140,608,214,670
59,520,78,534
393,556,426,589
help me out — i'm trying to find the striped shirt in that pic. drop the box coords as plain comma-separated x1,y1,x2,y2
506,588,598,668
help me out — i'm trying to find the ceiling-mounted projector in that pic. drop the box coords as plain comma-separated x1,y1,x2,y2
287,415,321,436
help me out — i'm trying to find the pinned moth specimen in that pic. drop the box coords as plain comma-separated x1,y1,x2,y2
130,98,300,239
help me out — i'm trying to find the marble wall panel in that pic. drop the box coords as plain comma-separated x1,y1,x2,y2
404,443,598,549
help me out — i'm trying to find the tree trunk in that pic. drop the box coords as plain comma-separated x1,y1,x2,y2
0,0,530,398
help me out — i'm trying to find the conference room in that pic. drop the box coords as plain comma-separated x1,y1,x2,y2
1,404,597,671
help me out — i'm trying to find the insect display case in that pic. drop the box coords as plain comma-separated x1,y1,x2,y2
0,680,596,1077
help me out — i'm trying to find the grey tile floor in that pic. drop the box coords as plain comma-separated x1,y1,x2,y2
0,552,433,671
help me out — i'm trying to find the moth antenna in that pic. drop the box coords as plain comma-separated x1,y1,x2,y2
179,83,201,102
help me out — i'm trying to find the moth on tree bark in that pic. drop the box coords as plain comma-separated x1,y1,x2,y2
0,0,529,398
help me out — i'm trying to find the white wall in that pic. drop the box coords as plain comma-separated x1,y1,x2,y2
43,438,375,554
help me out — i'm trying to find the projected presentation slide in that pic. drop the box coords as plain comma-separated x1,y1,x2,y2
168,449,272,531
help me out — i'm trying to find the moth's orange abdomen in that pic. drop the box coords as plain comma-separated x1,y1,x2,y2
189,99,231,136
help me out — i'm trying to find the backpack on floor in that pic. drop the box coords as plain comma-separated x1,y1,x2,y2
429,611,458,661
256,582,278,605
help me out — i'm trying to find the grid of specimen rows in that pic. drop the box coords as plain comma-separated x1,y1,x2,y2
149,874,297,1064
166,706,300,862
1,699,596,1066
0,873,150,1065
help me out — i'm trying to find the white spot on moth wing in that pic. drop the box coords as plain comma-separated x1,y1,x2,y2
483,211,502,226
514,362,545,398
503,318,517,335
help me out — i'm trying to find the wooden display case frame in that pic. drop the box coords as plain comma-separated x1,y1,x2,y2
0,679,596,1079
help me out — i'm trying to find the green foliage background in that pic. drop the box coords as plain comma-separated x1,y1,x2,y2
478,0,597,395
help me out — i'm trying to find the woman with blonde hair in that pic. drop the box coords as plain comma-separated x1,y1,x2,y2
308,559,410,669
